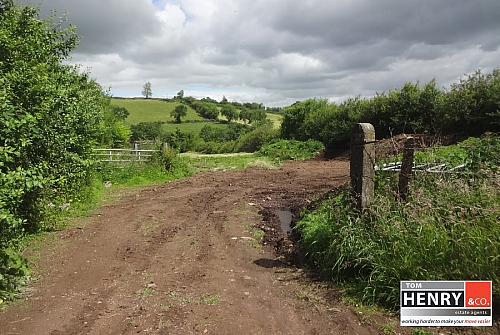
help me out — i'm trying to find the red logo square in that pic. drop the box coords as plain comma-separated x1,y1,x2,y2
465,281,491,307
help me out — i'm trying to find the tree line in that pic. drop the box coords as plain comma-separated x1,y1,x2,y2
281,69,500,149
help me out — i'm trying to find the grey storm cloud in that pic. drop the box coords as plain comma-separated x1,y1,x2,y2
34,0,161,54
20,0,500,106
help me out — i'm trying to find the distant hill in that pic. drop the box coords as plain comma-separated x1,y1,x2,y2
110,98,203,125
111,97,282,130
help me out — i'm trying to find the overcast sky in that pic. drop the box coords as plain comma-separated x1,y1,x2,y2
23,0,500,107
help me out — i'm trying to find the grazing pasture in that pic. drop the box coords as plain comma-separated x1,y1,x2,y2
111,98,203,124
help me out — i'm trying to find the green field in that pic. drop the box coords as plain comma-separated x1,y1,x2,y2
266,113,283,129
111,98,203,124
219,112,282,129
112,98,283,129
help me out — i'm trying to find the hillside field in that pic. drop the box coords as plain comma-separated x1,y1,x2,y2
110,98,203,124
111,98,283,131
265,112,283,129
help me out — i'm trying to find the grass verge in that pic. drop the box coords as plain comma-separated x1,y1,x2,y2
296,135,500,311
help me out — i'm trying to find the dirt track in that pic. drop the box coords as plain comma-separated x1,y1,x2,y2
0,158,479,334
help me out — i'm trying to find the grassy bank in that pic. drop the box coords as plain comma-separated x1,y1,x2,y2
296,135,500,310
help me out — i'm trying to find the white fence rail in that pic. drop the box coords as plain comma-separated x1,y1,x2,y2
93,148,159,163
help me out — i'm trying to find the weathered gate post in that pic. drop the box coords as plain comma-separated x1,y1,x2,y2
398,137,415,202
350,123,375,210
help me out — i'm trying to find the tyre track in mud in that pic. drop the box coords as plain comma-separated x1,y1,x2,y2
0,158,389,335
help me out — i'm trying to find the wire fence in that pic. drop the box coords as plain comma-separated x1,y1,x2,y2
372,135,500,177
350,124,500,208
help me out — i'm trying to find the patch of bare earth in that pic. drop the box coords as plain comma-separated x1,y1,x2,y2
0,157,498,334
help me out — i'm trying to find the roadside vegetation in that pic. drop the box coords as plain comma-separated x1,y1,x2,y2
281,70,500,149
297,135,500,310
0,1,121,300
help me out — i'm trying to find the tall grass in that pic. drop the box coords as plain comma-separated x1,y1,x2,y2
182,139,324,171
297,135,500,310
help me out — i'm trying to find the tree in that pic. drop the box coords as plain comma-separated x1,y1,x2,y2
130,122,163,142
220,104,239,122
251,109,267,123
111,106,130,120
142,82,152,99
100,105,131,147
203,103,219,120
281,99,328,140
171,104,188,123
193,102,219,120
239,108,251,124
176,90,184,99
239,108,266,124
0,0,110,289
164,128,195,152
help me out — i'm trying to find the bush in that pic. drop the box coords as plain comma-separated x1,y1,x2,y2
99,105,131,147
280,68,500,148
258,139,324,162
0,1,110,300
281,99,329,141
1,2,106,240
163,129,195,152
235,121,279,152
0,247,30,301
280,98,360,148
130,121,163,142
150,147,180,172
193,140,237,154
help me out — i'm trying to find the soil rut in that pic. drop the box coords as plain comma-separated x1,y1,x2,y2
1,159,388,334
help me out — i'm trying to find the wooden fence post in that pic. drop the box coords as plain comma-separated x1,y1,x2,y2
398,137,415,202
350,123,375,210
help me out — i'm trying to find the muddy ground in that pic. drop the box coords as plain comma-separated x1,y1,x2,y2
0,157,498,334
